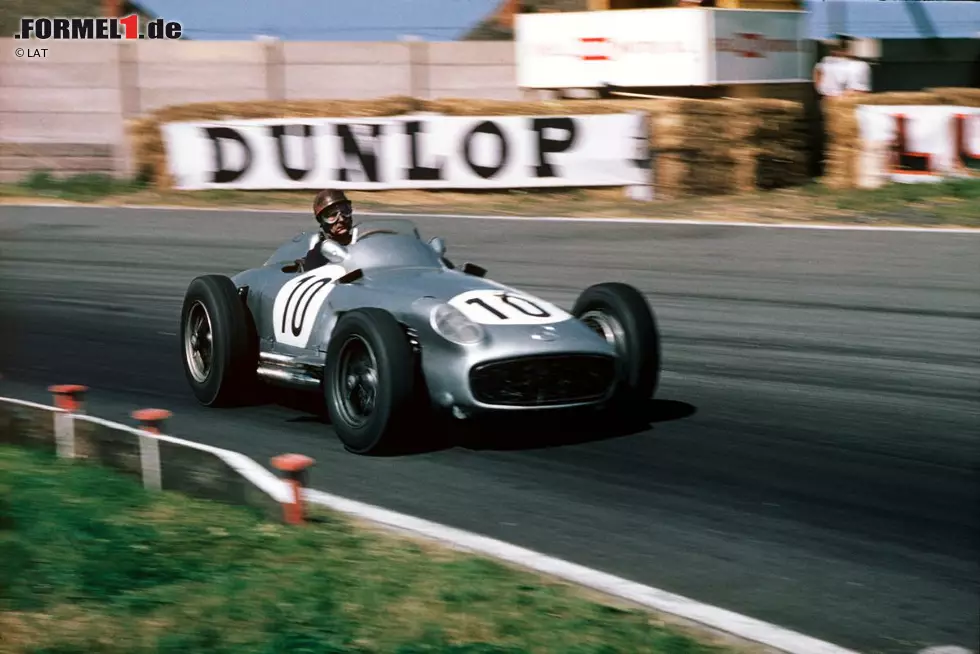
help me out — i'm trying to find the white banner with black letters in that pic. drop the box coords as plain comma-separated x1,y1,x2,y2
855,105,980,187
160,113,651,190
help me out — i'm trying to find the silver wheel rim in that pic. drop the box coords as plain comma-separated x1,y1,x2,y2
335,334,379,428
184,300,214,383
580,310,627,356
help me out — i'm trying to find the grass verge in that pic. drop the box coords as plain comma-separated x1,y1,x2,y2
2,172,979,228
0,444,751,654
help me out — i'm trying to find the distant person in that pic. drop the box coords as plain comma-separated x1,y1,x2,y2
813,36,872,100
809,36,872,177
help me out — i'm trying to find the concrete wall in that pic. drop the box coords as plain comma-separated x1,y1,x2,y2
0,39,520,180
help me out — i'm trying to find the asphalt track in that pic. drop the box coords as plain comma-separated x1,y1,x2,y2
0,205,977,654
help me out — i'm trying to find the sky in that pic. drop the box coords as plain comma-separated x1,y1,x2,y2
134,0,980,41
135,0,502,41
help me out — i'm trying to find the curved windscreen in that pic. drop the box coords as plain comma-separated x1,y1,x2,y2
346,220,445,271
350,219,421,242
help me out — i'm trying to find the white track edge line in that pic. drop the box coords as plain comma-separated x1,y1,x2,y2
0,394,858,653
0,395,66,412
5,201,979,233
303,488,859,654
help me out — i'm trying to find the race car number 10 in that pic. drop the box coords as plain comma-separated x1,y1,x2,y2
273,264,347,347
450,290,570,325
467,294,548,319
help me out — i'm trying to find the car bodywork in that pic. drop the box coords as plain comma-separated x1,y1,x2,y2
230,218,621,417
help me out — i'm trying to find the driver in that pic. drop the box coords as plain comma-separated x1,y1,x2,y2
296,189,354,272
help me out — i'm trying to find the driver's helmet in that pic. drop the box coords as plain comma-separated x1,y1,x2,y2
313,189,352,228
313,189,354,245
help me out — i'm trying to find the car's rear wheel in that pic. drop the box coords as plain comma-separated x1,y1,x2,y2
323,308,416,455
180,274,256,406
572,282,660,411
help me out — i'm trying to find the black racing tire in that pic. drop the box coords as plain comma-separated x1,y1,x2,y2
179,274,256,407
323,308,416,455
572,282,660,410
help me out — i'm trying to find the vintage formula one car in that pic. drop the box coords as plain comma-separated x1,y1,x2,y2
179,218,660,454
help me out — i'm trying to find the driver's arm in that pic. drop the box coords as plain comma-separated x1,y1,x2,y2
301,242,327,271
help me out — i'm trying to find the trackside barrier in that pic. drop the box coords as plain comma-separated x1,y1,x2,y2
0,392,293,523
0,389,866,654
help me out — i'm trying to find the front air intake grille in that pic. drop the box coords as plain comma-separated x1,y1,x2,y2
469,354,616,407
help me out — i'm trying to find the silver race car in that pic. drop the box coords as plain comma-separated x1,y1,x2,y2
179,218,660,454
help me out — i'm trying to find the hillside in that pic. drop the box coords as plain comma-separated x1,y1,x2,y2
2,0,100,37
464,0,588,40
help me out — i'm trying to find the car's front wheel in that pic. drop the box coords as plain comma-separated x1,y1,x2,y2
572,282,660,412
323,308,417,455
179,274,256,407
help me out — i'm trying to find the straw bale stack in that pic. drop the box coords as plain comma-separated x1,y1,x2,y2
661,99,740,198
422,98,630,116
927,87,980,107
126,94,807,198
127,97,421,187
737,99,809,191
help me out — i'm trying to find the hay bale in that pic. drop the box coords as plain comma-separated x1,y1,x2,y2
927,87,980,107
823,98,861,189
422,97,689,117
152,97,421,122
725,102,762,193
686,157,739,197
655,153,689,200
762,125,808,188
728,98,807,192
609,96,803,196
754,147,809,190
653,100,743,195
422,98,614,116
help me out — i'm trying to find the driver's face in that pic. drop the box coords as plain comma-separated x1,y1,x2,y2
320,202,353,241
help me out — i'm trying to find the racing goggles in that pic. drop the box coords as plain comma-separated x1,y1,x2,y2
318,202,352,225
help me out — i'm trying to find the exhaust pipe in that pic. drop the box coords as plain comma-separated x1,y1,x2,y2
256,365,321,388
259,352,295,365
256,351,322,388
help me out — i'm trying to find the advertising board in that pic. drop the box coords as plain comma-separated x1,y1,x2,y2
515,8,809,88
855,105,980,186
161,113,651,191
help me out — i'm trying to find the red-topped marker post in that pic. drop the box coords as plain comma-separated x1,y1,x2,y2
49,384,88,413
271,453,316,525
131,408,172,434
